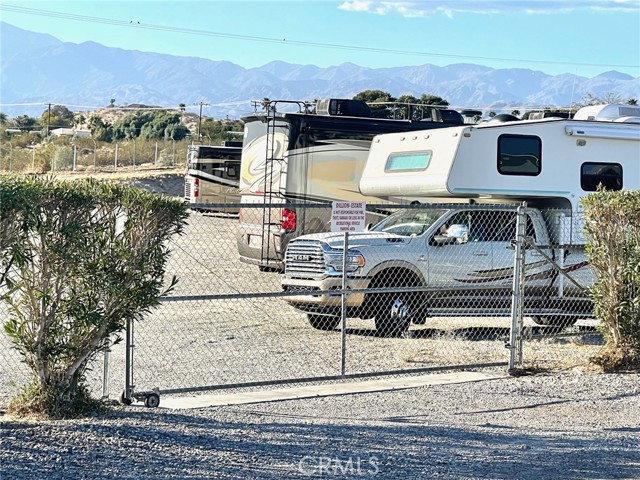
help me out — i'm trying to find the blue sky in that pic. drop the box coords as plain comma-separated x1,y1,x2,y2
1,0,639,78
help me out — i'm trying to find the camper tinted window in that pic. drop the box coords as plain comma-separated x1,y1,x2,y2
385,151,432,172
497,135,541,176
581,162,623,191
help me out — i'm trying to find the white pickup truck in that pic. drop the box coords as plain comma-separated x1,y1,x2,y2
281,205,593,336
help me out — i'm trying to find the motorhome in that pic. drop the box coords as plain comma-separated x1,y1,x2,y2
281,104,640,335
184,143,242,212
237,99,465,270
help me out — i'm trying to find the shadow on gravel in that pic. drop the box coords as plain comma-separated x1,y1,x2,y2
2,409,638,479
344,325,598,341
344,326,510,340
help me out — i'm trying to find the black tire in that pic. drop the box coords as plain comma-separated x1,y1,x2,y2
144,393,160,408
374,293,411,337
531,315,577,327
307,314,341,331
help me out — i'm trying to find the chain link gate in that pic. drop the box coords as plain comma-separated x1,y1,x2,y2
121,202,527,405
507,204,601,372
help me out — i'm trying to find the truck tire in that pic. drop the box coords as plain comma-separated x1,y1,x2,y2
531,315,577,327
375,293,411,337
307,314,341,331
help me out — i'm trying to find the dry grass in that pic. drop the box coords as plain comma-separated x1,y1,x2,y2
49,166,184,181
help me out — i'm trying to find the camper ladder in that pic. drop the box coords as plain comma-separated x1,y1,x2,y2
259,100,310,268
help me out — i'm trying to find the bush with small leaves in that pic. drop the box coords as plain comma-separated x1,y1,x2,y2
582,190,640,370
0,176,188,417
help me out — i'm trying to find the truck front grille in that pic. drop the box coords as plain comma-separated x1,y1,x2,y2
285,240,326,279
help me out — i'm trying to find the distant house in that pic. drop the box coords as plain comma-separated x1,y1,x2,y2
51,128,91,138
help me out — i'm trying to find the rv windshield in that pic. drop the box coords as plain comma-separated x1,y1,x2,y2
371,209,448,236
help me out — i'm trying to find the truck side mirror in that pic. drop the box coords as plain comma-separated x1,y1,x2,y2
447,224,469,244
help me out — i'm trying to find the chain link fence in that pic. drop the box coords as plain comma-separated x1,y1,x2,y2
0,201,603,408
510,205,603,371
0,138,189,174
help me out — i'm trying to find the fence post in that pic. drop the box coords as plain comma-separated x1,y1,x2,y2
508,203,527,374
122,316,134,403
340,231,348,377
102,337,111,400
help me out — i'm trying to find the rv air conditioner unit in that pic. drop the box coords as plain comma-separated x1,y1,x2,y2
316,99,372,118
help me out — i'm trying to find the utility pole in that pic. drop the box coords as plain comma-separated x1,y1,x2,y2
197,102,209,140
47,103,52,137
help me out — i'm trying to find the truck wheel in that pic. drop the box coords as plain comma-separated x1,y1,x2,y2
375,294,411,337
307,314,341,331
531,315,577,327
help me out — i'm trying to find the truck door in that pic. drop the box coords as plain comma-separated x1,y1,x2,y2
427,210,493,287
489,211,551,289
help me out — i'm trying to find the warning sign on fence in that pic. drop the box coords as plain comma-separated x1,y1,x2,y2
331,201,366,232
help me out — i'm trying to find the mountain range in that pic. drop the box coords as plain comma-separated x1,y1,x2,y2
1,21,638,119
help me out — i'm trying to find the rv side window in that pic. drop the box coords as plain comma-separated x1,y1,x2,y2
581,162,623,191
300,129,377,148
497,135,541,176
385,151,432,172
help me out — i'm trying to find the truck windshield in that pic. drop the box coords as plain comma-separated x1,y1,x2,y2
370,209,448,236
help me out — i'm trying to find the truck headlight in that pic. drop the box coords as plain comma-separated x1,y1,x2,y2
325,250,365,273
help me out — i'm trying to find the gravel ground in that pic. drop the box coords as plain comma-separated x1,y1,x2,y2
2,174,632,478
2,371,639,479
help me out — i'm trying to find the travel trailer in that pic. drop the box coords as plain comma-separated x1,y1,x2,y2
281,104,640,335
237,99,465,270
184,143,242,212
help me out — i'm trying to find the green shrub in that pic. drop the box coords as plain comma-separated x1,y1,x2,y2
0,176,188,417
582,190,640,370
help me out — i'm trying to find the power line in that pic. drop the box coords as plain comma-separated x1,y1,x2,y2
0,101,254,111
0,100,597,116
1,4,638,70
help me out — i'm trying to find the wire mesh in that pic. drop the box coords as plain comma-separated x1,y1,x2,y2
516,207,602,371
0,201,605,408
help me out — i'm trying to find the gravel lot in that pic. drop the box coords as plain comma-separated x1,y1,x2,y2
1,371,639,479
3,173,634,479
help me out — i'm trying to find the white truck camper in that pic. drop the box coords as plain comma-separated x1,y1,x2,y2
281,104,640,335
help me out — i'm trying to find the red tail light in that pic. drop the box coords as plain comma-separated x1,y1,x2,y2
281,207,296,231
194,178,199,198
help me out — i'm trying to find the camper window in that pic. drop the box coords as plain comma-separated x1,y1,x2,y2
580,162,623,191
385,151,432,172
497,134,541,176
